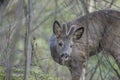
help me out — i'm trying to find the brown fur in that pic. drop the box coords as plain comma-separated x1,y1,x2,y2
50,10,120,80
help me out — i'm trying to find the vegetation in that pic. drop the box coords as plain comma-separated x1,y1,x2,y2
0,0,120,80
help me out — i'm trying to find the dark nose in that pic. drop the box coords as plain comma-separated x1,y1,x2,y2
60,53,69,58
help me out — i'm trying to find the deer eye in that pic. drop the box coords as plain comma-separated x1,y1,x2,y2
70,45,73,48
58,41,63,47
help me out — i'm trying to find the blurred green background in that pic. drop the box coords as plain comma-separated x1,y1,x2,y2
0,0,120,80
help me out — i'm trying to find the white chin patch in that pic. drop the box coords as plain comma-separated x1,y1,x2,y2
61,57,69,65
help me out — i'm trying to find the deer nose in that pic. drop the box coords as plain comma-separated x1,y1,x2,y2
60,53,69,58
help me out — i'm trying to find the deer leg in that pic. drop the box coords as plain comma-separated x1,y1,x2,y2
69,63,86,80
80,62,86,80
116,57,120,68
112,53,120,68
69,68,81,80
80,67,86,80
69,64,82,80
111,52,120,79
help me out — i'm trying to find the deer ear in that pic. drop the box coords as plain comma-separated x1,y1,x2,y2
73,27,84,40
68,25,76,36
53,20,61,37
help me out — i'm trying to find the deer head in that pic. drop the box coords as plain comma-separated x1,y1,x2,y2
51,20,84,65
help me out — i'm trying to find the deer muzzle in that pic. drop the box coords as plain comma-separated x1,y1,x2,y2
60,53,70,64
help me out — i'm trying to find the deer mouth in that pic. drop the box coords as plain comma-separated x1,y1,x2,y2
59,53,70,65
61,56,69,65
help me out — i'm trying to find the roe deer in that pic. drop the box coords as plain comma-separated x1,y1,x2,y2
49,10,120,80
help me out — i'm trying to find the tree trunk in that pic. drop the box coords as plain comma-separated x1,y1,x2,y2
24,0,32,80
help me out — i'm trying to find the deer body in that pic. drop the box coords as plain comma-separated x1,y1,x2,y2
49,10,120,80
